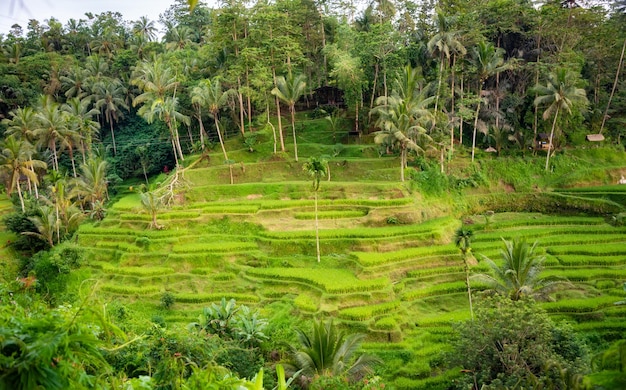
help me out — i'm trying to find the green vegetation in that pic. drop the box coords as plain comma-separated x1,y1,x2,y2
0,0,626,388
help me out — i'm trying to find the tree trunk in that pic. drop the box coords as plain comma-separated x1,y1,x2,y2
599,38,626,135
314,190,320,262
463,256,474,320
69,146,77,178
451,54,456,151
267,102,277,154
400,145,406,182
214,116,229,161
16,176,25,212
370,61,379,110
471,89,482,163
291,105,298,162
237,77,245,135
52,139,59,171
459,73,464,145
434,53,444,114
110,120,117,155
545,107,559,171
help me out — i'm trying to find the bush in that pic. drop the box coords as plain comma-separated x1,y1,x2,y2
160,292,175,309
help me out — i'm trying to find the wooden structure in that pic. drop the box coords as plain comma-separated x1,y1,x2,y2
586,134,605,142
535,133,553,151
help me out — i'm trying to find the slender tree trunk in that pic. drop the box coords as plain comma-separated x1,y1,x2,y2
459,74,464,145
237,77,245,135
545,107,559,171
400,146,406,182
600,38,626,135
291,106,298,162
170,137,180,167
246,66,253,131
214,116,229,161
196,108,206,149
30,164,39,198
314,189,320,262
52,139,59,171
80,140,86,164
471,89,482,163
533,34,541,152
451,54,456,152
267,102,277,154
16,177,25,212
434,53,444,114
463,256,474,320
370,61,379,110
110,120,117,155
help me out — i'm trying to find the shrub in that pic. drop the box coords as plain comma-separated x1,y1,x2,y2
161,292,175,309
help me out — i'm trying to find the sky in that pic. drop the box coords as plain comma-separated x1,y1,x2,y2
0,0,190,34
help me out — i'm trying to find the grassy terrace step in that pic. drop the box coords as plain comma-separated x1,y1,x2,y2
555,185,626,193
402,281,490,301
89,261,175,276
353,245,459,267
261,216,456,240
294,210,369,219
541,296,619,313
473,227,626,243
100,284,161,295
547,242,626,256
246,268,389,293
173,292,259,304
541,268,626,281
556,255,626,266
338,301,401,321
182,197,413,211
78,225,189,238
171,242,257,253
484,216,605,230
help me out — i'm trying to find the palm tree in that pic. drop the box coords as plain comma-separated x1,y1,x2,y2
2,106,37,143
164,24,194,51
62,97,100,164
133,16,158,42
94,78,129,156
272,73,307,162
141,190,163,230
470,41,507,162
192,79,235,164
373,67,434,182
141,96,190,167
303,157,328,263
293,319,381,379
476,239,572,301
33,96,69,172
60,67,90,99
427,10,466,115
454,227,474,319
534,68,588,171
0,136,46,212
71,156,109,212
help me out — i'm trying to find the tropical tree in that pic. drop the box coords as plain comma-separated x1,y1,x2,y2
373,66,434,182
292,319,380,379
141,96,190,167
141,190,163,230
3,107,37,143
33,96,69,172
302,157,328,263
62,97,100,164
470,41,507,162
454,226,475,319
71,156,109,213
93,78,129,156
533,68,588,171
191,79,235,161
427,10,466,115
0,136,46,212
476,238,572,301
272,73,307,162
133,16,158,42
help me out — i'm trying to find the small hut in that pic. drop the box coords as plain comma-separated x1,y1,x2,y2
535,133,553,151
586,134,605,142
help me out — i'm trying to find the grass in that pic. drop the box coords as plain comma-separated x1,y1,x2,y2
246,268,389,293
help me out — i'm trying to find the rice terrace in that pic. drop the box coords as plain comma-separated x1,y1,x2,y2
1,0,626,389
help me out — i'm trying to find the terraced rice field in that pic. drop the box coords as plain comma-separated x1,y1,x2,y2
76,165,626,388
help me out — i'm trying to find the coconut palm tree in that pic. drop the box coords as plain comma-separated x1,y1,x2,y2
470,41,507,162
71,156,109,212
454,226,475,319
33,96,69,172
0,136,46,212
141,190,163,230
192,78,236,164
533,68,588,171
93,78,129,156
141,96,190,167
303,157,328,263
373,68,434,182
62,97,100,164
272,73,307,162
133,16,158,42
475,238,572,301
3,106,37,143
292,319,381,379
427,10,466,115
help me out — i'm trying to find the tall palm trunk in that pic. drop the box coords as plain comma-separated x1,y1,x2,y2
463,255,474,320
314,189,320,262
545,107,559,171
434,53,445,113
109,120,117,155
600,38,626,135
237,77,245,135
471,89,482,163
69,146,77,178
214,115,229,161
290,105,298,162
16,177,25,212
